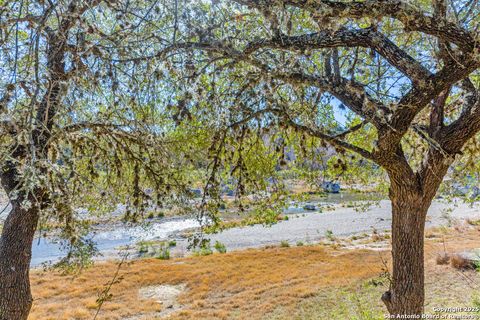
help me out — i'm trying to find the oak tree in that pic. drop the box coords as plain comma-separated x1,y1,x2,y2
159,0,480,316
0,1,194,318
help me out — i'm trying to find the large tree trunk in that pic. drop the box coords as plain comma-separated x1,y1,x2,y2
0,26,63,320
0,201,39,320
382,181,433,317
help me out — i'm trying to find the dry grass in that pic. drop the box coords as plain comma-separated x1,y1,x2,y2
30,245,385,320
450,254,475,270
29,227,480,320
435,253,450,265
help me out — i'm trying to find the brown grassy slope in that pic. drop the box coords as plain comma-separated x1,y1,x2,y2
29,246,385,319
28,227,480,320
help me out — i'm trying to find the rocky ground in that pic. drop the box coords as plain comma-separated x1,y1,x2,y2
19,196,480,266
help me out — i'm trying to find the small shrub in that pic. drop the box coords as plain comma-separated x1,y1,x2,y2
146,212,155,219
436,253,450,265
296,241,304,247
194,241,213,256
214,241,227,253
451,254,475,269
138,242,149,254
156,245,170,260
467,219,480,226
168,240,177,247
280,240,290,248
157,212,165,218
325,230,335,241
195,247,213,256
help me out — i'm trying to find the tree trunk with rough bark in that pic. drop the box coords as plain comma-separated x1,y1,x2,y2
381,166,441,317
383,193,429,316
0,201,39,320
0,17,66,319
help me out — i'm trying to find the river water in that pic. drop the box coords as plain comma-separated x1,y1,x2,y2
31,219,202,266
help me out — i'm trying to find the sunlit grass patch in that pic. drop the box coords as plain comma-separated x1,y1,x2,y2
30,243,385,319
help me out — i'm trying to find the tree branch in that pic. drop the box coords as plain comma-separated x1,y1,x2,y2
284,118,375,161
272,0,477,52
244,27,432,84
376,55,480,155
266,69,390,128
334,120,368,139
157,39,392,129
